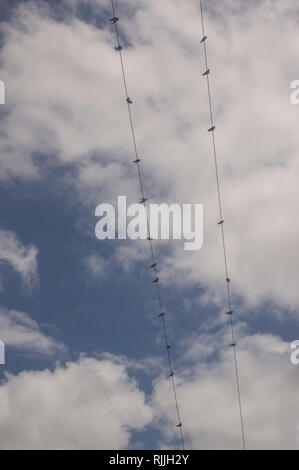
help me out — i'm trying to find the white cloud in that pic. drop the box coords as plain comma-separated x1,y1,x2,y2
83,253,110,279
0,306,65,356
2,0,298,451
0,355,152,449
0,331,298,449
152,330,299,449
0,0,298,310
0,229,39,290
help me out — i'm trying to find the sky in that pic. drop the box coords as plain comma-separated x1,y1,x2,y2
0,0,299,450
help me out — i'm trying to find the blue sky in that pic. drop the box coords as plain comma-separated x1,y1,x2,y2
0,0,299,450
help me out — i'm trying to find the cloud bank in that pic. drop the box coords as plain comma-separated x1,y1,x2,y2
0,0,298,313
0,229,39,290
0,355,152,449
